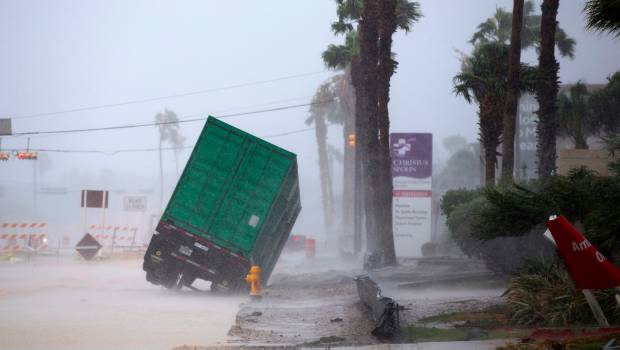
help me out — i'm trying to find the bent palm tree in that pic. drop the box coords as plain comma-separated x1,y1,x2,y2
306,78,343,237
155,109,185,211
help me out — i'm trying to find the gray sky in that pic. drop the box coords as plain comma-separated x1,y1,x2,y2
1,0,619,237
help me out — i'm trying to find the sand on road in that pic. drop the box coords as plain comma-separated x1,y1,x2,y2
0,257,243,350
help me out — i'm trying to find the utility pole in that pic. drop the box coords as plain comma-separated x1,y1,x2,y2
27,137,38,216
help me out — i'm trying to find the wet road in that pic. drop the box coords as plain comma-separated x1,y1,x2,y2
0,257,243,350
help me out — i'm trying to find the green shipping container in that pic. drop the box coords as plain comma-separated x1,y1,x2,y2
143,116,301,291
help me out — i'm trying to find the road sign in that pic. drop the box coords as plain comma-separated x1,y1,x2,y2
75,233,102,261
81,190,109,208
123,196,147,211
0,119,12,136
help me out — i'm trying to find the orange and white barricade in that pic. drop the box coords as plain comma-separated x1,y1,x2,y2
0,222,48,254
89,225,138,247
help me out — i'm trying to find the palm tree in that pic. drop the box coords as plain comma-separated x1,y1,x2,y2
501,0,525,183
374,0,421,264
558,82,594,149
306,78,343,237
471,0,575,58
471,0,576,183
155,109,185,211
536,0,560,179
323,0,420,261
323,31,358,252
584,0,620,37
454,43,536,185
356,0,421,265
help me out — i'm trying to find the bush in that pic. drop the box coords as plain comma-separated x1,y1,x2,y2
442,189,556,274
443,168,620,260
506,260,620,326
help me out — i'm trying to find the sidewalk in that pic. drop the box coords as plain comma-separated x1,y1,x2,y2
328,340,510,350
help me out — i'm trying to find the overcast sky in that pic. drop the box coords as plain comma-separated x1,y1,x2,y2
1,0,618,237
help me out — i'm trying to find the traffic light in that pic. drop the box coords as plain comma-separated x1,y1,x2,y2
347,133,356,148
0,152,9,161
17,151,37,160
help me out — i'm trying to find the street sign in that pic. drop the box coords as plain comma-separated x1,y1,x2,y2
81,190,109,208
75,233,102,261
390,133,433,257
123,196,147,211
0,119,12,136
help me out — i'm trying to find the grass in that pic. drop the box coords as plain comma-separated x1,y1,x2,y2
300,336,346,346
403,304,528,342
400,325,526,342
418,304,512,329
498,334,620,350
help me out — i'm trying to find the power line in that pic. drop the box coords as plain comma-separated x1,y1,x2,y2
10,71,329,120
7,100,333,137
0,127,322,155
3,95,314,141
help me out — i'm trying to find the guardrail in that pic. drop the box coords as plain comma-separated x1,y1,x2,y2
354,275,400,340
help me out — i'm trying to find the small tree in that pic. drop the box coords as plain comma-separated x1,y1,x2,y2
557,81,595,149
589,72,620,135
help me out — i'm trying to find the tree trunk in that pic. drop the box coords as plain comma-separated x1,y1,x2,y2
501,0,524,184
159,139,164,212
536,0,560,179
351,55,365,255
341,67,356,254
360,0,380,254
480,99,502,186
376,0,397,266
574,129,589,149
315,114,334,236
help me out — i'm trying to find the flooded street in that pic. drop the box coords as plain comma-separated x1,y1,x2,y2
0,257,243,350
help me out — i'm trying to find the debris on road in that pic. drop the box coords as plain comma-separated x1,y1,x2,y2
354,275,400,340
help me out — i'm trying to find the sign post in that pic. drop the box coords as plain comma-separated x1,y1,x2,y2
80,190,109,237
390,133,432,257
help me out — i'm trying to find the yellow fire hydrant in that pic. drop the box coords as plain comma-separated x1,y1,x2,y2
245,265,262,300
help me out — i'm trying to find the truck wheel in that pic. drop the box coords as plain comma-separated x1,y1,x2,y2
161,270,181,289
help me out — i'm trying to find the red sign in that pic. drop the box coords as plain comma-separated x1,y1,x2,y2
547,215,620,290
393,190,432,198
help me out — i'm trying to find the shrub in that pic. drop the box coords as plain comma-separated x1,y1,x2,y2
505,260,620,326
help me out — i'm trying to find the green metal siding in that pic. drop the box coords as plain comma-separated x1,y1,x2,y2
161,116,300,260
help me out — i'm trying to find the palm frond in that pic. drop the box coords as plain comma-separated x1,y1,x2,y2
395,0,422,32
584,0,620,37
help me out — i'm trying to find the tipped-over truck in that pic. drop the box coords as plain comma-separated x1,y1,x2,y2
143,116,301,291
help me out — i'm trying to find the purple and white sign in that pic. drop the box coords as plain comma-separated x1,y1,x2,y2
390,133,432,257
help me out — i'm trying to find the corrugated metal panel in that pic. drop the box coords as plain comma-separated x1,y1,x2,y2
161,116,300,265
